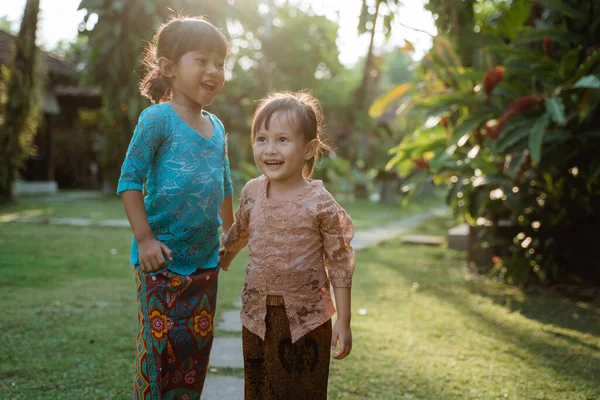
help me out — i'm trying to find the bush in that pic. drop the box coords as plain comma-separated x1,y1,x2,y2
378,1,600,285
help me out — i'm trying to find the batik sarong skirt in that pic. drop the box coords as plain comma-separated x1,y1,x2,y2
242,296,332,400
133,266,219,400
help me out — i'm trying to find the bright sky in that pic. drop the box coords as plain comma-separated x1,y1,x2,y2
0,0,436,66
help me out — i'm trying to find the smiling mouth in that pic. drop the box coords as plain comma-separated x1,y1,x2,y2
264,160,284,168
201,82,217,92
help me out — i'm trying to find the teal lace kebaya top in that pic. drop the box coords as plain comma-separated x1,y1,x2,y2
117,103,233,275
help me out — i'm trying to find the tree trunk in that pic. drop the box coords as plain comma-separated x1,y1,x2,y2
355,0,381,110
0,0,41,202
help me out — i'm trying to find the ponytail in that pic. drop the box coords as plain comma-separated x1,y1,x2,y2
139,68,171,104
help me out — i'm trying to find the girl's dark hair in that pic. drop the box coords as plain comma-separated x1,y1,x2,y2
251,90,332,178
140,16,230,103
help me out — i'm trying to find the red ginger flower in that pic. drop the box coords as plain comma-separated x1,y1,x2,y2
485,95,542,140
412,157,430,170
543,36,552,57
483,67,504,99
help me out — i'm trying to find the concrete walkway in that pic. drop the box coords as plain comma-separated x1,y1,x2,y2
202,206,449,399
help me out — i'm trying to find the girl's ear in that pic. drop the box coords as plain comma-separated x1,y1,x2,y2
305,139,318,161
158,57,175,78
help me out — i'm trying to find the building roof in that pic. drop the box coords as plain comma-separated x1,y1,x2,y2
0,29,78,79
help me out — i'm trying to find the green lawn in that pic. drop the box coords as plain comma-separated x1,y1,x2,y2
0,193,126,222
1,215,598,399
0,188,446,231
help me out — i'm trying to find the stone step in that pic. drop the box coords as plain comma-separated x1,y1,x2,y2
201,376,243,400
216,310,242,333
351,207,449,250
447,223,469,251
98,219,131,228
402,235,444,246
209,337,244,369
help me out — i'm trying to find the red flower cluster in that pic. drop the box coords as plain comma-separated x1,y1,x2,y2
412,157,430,170
485,96,542,140
543,36,553,58
483,67,504,99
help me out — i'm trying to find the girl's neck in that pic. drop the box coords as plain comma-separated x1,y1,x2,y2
267,175,309,201
170,93,204,115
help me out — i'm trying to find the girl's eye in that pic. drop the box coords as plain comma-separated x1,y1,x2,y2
256,137,266,143
196,59,206,64
279,137,288,143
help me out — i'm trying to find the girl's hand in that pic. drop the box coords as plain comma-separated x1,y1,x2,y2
218,250,232,271
331,319,352,360
138,238,173,273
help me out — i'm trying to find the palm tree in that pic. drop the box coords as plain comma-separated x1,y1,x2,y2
355,0,401,109
0,0,42,202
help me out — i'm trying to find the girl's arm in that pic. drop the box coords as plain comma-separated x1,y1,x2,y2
117,110,171,273
319,195,356,360
122,190,172,273
219,186,252,270
220,195,234,233
332,287,352,360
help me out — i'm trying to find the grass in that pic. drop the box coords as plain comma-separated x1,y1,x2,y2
340,189,446,231
0,193,126,222
0,188,446,231
1,213,599,399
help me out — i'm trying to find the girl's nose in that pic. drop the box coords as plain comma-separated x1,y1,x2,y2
265,141,277,154
206,63,219,76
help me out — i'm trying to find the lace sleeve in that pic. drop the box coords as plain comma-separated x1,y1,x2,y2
319,195,355,288
221,184,251,257
116,110,164,195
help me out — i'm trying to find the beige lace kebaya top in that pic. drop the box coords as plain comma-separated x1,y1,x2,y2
220,175,355,343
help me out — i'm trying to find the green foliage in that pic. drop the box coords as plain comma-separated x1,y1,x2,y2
262,4,342,91
382,0,600,285
0,0,44,202
0,16,17,34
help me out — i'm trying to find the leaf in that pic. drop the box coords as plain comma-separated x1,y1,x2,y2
430,145,457,171
368,83,413,119
513,28,582,47
399,40,415,53
545,97,566,125
414,92,481,118
536,0,585,19
383,13,394,39
575,51,600,79
473,48,495,72
578,89,600,121
529,113,551,164
496,1,532,39
433,36,462,69
573,75,600,89
560,47,581,80
494,120,533,153
357,1,373,35
451,114,492,146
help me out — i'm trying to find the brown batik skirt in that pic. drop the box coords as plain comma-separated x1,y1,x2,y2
242,295,332,400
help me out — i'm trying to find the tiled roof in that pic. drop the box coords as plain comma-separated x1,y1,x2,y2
0,29,78,78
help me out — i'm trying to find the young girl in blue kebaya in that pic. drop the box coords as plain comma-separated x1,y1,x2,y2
117,16,233,400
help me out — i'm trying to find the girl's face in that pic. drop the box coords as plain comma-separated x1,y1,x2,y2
253,111,315,184
169,50,225,107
